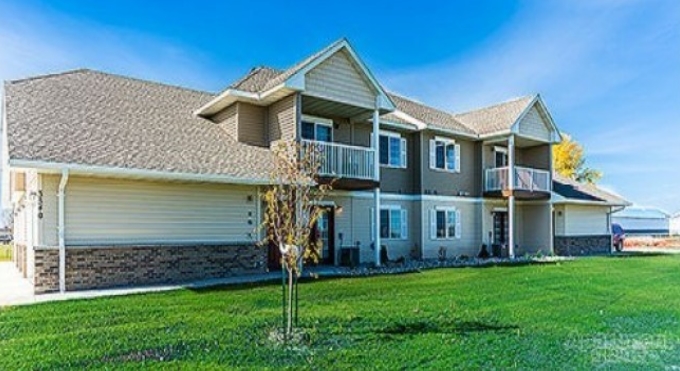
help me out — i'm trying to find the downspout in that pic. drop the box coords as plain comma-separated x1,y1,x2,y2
58,169,69,293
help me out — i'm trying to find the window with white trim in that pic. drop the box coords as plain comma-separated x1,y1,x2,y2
430,207,461,239
429,137,460,172
370,206,408,240
379,131,407,168
301,115,333,142
494,146,508,167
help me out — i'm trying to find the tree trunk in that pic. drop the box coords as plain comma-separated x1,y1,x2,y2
286,266,294,337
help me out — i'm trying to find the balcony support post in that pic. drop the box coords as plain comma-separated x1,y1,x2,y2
372,102,381,266
373,187,381,266
372,106,380,182
508,135,515,258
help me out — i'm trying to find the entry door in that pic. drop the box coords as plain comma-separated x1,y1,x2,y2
311,207,335,265
493,212,509,245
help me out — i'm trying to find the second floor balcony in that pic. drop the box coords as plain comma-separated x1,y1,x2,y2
302,139,377,188
485,166,551,198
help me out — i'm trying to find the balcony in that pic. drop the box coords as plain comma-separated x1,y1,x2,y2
302,139,377,188
485,166,550,198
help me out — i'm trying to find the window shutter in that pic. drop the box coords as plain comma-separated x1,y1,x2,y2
455,209,462,239
370,207,375,242
401,209,408,239
429,139,436,169
455,144,461,173
400,138,407,168
430,209,437,240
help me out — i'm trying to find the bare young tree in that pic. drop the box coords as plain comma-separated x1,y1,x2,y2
261,140,332,338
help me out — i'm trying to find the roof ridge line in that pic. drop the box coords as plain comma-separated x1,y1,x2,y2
6,68,92,84
7,68,216,96
454,94,537,116
84,69,216,95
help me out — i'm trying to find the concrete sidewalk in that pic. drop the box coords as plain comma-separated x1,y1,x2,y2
0,262,34,307
1,256,574,307
0,265,356,307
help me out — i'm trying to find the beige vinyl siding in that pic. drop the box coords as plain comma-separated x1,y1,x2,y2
520,203,552,254
518,106,551,142
41,174,60,246
379,199,417,261
268,93,298,145
14,196,27,245
327,193,418,264
324,194,373,264
351,197,375,263
482,144,497,170
421,199,482,259
420,132,481,197
54,176,258,245
559,204,610,236
481,200,551,254
517,144,551,170
330,117,351,144
237,102,267,147
212,103,238,140
352,123,372,147
380,132,416,194
554,205,566,236
305,50,376,109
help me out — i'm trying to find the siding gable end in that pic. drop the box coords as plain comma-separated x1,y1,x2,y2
304,49,377,109
517,104,552,142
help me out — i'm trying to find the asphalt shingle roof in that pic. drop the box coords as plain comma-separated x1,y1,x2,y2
229,66,283,93
553,173,630,206
386,93,477,135
221,39,540,138
4,69,275,181
454,95,536,135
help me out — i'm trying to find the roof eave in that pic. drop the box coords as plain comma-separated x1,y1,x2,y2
194,89,259,116
8,159,270,186
194,83,297,117
551,196,630,207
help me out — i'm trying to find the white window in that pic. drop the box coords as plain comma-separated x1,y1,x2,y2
430,207,461,240
494,146,508,167
301,115,333,142
370,206,407,240
429,137,460,172
379,131,407,168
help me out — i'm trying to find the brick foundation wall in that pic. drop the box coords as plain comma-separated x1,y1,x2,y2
33,244,266,294
554,235,612,256
34,248,60,294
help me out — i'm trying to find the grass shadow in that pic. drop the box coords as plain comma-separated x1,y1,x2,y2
607,251,672,258
376,319,518,337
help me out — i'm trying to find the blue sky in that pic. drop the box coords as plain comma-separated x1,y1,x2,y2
1,0,679,212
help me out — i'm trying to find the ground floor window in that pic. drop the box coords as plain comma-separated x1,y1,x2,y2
430,207,461,239
375,206,407,240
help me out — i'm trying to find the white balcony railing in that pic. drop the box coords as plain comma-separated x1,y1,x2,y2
301,139,376,181
485,166,550,193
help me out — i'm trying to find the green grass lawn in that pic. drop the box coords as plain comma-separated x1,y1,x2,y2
0,244,10,262
2,255,680,369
